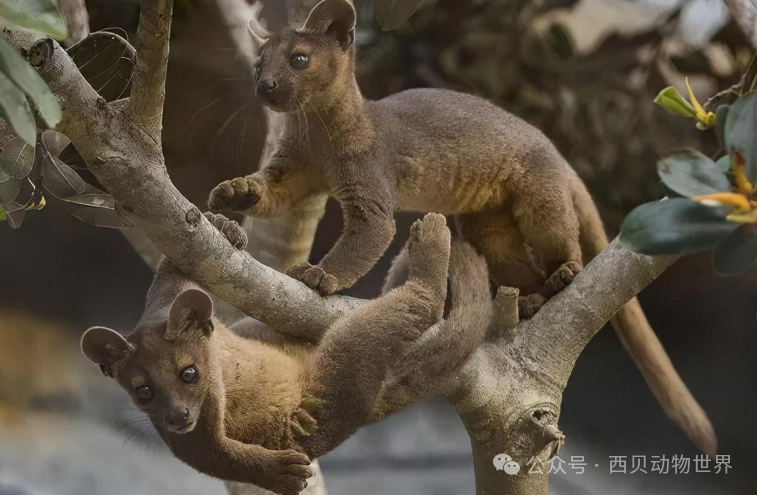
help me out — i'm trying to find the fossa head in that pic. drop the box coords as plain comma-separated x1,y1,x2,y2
250,0,357,112
81,288,216,435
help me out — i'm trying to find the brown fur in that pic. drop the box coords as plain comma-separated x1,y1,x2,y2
207,0,713,454
81,213,493,495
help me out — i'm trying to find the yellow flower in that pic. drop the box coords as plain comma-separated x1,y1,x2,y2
732,152,754,196
685,78,716,130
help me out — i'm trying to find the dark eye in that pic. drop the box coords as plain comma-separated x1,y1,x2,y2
135,385,153,404
180,365,199,384
290,54,309,70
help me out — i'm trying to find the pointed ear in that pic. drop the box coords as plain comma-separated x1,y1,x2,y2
248,2,271,52
165,289,214,341
81,326,135,378
299,0,356,47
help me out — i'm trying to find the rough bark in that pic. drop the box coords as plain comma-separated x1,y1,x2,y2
4,1,688,494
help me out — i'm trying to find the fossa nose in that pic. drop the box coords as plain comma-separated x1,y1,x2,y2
257,79,279,94
165,406,192,432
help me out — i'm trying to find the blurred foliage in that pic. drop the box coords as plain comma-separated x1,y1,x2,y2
374,0,425,31
353,0,749,231
621,87,757,276
0,0,68,40
0,0,65,148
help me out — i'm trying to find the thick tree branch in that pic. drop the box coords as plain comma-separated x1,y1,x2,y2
16,35,361,340
448,241,677,495
128,0,173,140
517,239,679,388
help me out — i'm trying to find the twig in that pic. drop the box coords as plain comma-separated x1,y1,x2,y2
128,0,174,141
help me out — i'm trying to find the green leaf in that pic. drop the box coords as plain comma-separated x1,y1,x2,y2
0,203,5,221
713,226,757,275
724,93,757,183
374,0,425,31
656,149,730,198
620,198,738,255
715,104,729,150
0,36,61,129
715,154,731,173
0,68,36,145
654,86,697,118
0,0,67,40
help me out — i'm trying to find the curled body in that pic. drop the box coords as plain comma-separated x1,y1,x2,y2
81,213,493,495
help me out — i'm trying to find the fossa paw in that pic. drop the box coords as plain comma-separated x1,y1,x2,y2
286,262,340,295
203,212,248,249
208,177,262,213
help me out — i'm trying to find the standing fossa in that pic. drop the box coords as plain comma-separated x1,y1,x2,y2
81,213,493,495
207,0,715,454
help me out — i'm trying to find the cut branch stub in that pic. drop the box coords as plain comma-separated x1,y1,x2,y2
492,285,520,336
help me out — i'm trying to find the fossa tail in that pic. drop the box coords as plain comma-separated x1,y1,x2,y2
572,178,717,457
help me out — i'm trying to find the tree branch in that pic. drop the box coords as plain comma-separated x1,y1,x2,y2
128,0,173,140
448,240,677,495
18,35,361,340
517,239,678,388
723,0,757,50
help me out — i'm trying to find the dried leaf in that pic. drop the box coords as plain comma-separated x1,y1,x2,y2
0,136,34,179
61,193,134,229
68,31,135,102
42,154,86,198
4,206,24,229
40,129,71,158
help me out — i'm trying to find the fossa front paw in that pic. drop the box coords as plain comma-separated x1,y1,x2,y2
518,293,546,320
542,261,582,298
286,262,340,295
208,176,262,214
261,449,313,495
203,212,248,249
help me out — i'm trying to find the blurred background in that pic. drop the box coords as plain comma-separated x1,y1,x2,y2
1,0,755,494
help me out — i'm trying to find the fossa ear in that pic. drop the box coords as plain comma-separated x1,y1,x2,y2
81,326,135,378
248,2,271,52
299,0,356,47
165,289,214,342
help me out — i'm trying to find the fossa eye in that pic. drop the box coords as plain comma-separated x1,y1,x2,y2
290,54,309,70
135,385,153,403
180,365,199,384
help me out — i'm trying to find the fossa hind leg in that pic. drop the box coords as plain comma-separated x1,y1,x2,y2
299,213,450,457
455,212,545,293
512,187,584,318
